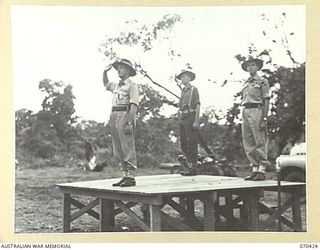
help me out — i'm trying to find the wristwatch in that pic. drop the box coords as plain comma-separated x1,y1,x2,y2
262,117,268,121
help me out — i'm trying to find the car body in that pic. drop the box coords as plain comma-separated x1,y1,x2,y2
276,142,306,182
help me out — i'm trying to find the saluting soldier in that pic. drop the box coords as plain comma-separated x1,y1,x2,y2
176,70,201,176
240,57,271,181
103,59,139,187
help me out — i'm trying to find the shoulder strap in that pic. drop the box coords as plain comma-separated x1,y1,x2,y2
259,78,265,95
259,77,268,100
188,86,195,108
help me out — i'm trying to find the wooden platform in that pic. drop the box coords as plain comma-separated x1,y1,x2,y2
57,174,305,232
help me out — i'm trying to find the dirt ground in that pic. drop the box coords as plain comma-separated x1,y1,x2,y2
14,165,306,233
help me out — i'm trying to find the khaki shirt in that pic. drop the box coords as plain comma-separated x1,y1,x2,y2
105,78,139,106
179,84,200,111
241,75,270,105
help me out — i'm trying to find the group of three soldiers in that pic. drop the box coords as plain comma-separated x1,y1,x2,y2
102,57,271,187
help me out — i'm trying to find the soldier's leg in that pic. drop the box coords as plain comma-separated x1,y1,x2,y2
250,108,271,169
179,119,188,157
110,112,132,186
250,108,270,181
118,112,137,178
185,115,198,164
110,112,125,166
179,119,190,175
242,109,259,180
241,109,259,167
181,114,198,176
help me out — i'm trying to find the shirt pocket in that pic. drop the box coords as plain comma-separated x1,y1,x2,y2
117,86,130,103
249,85,262,99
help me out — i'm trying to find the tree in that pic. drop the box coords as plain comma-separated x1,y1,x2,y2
39,79,77,142
16,79,78,159
100,14,182,60
268,64,305,151
135,85,180,166
15,109,36,132
198,105,245,163
99,14,183,100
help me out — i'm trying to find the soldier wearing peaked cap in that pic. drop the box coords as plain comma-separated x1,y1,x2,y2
240,57,272,181
103,59,139,187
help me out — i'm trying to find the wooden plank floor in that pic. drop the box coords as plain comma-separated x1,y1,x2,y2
57,174,305,195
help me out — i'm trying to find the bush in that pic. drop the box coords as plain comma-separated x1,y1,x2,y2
35,143,56,158
68,141,86,160
137,153,160,168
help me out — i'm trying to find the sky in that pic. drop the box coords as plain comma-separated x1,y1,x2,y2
11,5,306,123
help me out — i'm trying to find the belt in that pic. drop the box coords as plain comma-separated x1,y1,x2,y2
112,105,129,112
243,103,262,108
180,108,196,114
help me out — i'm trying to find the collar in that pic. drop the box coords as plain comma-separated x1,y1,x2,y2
182,83,192,91
248,75,261,82
119,78,131,86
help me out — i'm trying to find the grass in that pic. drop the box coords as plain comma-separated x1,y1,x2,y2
14,165,306,233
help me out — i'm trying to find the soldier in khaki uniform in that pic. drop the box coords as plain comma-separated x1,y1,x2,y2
103,59,139,187
240,57,271,181
176,70,201,176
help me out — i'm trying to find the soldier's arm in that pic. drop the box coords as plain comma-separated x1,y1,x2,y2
262,98,270,118
127,82,139,124
261,78,270,119
103,66,115,92
127,104,137,124
195,103,200,123
259,98,270,130
193,87,201,129
260,78,270,129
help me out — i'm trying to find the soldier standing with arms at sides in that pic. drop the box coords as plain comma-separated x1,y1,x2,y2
240,57,272,181
176,70,201,176
103,59,139,187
